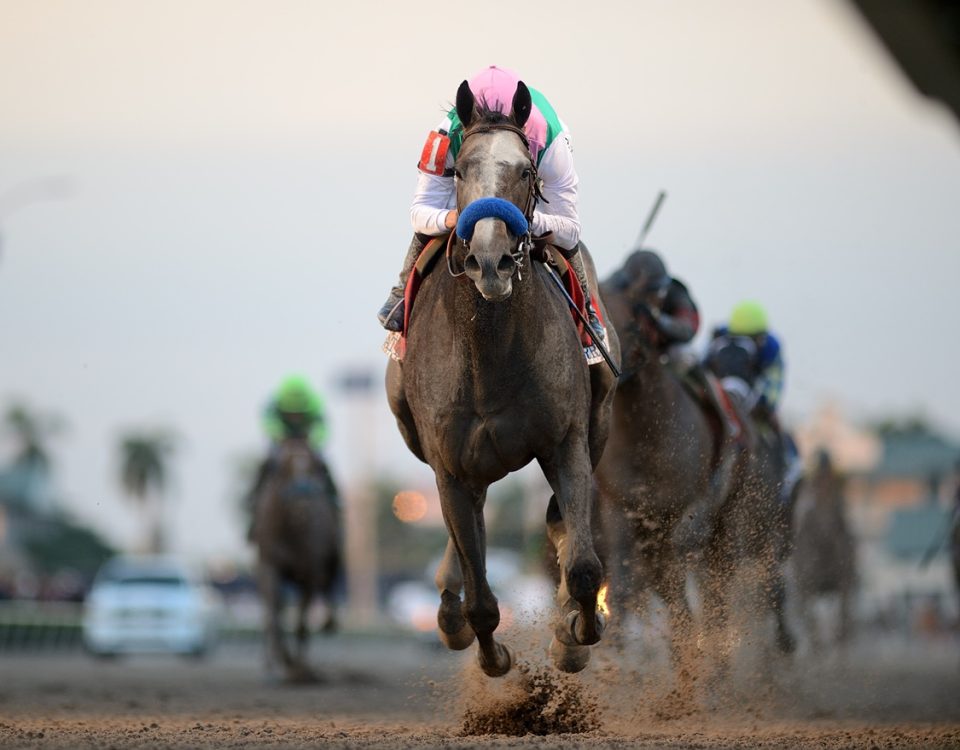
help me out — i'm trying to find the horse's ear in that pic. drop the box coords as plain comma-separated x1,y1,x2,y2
511,81,532,129
456,80,476,128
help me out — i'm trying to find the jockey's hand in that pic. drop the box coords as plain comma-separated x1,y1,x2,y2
634,301,660,323
444,209,459,230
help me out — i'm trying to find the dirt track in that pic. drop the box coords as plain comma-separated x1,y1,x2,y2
2,630,959,749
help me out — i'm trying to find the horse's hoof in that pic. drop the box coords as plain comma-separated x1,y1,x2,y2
438,621,476,651
776,629,796,655
558,609,605,647
477,641,513,678
549,636,590,673
285,665,321,685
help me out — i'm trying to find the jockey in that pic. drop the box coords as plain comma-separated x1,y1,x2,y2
611,249,701,348
377,65,604,343
247,375,339,540
613,249,737,436
262,374,328,450
708,300,784,422
707,301,801,502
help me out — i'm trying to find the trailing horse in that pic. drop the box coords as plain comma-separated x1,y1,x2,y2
792,452,856,649
253,437,341,682
594,261,736,663
386,80,619,676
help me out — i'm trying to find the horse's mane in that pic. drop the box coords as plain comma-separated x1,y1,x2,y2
474,103,513,126
448,98,517,131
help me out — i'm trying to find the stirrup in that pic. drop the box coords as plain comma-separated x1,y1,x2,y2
582,303,608,367
377,295,405,332
585,301,605,340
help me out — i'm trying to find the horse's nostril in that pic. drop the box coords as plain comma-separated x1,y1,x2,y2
497,255,515,274
465,255,481,274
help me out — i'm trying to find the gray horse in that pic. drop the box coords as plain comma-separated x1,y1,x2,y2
594,262,735,662
703,340,796,660
253,437,341,682
793,451,856,648
386,80,619,677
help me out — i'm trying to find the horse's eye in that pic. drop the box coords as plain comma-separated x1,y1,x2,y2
453,168,463,180
521,168,532,180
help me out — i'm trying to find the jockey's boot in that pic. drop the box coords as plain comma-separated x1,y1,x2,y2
565,243,605,345
780,430,804,506
377,234,427,332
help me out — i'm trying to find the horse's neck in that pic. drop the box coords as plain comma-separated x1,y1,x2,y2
622,345,675,409
449,262,550,360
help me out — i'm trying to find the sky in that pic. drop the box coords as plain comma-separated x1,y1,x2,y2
1,0,958,564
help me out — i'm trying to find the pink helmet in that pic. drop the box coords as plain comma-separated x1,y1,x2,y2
468,65,548,161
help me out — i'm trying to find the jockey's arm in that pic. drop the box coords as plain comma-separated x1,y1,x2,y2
531,131,580,251
655,312,697,344
655,279,700,344
410,168,456,236
755,347,785,413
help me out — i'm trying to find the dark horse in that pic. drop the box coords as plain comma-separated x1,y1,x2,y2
595,261,735,662
703,337,796,661
792,451,856,649
386,81,619,676
253,437,341,682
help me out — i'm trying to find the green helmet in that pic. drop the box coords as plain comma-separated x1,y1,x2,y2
729,300,768,336
276,375,320,414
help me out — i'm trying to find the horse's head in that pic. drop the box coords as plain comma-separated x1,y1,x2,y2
452,80,538,302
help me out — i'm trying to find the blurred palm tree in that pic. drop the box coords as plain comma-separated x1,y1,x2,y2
118,430,176,554
2,403,65,512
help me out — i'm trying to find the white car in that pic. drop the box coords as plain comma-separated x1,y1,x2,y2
386,549,555,636
83,555,220,657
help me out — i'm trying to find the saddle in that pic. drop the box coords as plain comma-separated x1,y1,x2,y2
383,234,604,362
676,364,747,455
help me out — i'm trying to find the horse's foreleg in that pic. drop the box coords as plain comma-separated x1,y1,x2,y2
436,474,511,677
257,563,289,676
766,560,796,655
838,583,852,645
434,537,476,650
594,493,636,644
701,542,734,680
652,551,695,667
541,441,604,673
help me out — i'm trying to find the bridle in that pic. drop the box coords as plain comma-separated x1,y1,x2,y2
449,121,546,278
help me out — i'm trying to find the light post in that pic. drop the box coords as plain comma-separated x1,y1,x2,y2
335,368,380,629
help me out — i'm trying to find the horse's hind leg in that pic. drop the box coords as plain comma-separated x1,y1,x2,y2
436,474,511,677
434,537,476,650
291,587,319,682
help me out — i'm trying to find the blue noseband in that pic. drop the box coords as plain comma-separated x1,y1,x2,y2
456,197,529,241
